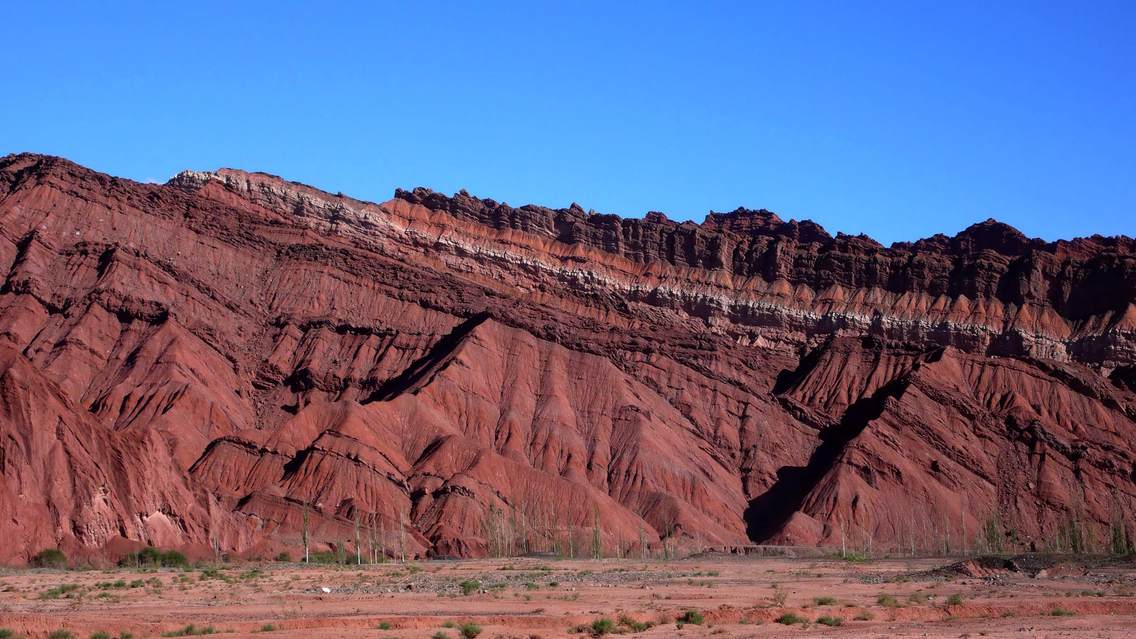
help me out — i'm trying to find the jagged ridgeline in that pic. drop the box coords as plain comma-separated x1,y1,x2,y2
1,152,1134,564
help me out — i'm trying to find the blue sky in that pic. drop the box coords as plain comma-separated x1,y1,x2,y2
3,1,1132,244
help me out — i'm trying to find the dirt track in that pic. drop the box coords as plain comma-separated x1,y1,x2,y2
2,556,1135,638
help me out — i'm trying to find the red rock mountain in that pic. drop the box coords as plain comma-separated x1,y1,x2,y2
1,152,1134,564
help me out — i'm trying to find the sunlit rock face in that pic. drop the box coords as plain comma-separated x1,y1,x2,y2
1,152,1134,564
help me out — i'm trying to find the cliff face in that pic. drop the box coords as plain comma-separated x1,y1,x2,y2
1,152,1134,563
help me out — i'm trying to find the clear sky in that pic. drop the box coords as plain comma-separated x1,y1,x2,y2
3,1,1132,245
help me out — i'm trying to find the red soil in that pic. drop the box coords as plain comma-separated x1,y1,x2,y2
2,557,1135,638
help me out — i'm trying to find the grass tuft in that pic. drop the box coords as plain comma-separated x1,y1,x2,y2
876,594,901,608
160,625,215,637
775,613,806,625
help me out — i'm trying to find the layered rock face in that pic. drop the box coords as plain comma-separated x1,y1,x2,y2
1,153,1134,564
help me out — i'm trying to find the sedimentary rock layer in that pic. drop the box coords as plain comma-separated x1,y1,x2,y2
1,152,1133,563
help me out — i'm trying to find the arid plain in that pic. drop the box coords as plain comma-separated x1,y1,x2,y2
3,555,1136,638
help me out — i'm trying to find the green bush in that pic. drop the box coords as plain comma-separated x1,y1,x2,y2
48,632,74,639
376,622,391,630
432,634,450,639
90,633,111,639
775,613,806,625
1050,608,1075,617
946,594,964,606
459,580,480,596
816,616,843,626
32,548,69,568
458,623,482,639
589,618,615,636
813,596,836,606
0,629,15,639
258,625,276,632
678,610,703,625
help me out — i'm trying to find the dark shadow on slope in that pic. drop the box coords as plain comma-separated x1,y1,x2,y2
362,312,491,404
772,339,831,395
745,376,911,543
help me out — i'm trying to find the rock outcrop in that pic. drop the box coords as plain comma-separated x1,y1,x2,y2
1,152,1134,563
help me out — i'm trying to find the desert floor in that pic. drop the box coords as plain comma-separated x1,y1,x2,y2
2,555,1135,638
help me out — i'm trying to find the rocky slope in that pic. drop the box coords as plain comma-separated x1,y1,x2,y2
1,152,1134,564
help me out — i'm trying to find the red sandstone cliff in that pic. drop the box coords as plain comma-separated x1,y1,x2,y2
1,152,1134,563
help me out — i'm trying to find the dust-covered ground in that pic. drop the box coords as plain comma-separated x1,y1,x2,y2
2,555,1135,638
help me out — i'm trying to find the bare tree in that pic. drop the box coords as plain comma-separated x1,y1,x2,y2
399,509,408,562
302,504,311,564
354,510,362,565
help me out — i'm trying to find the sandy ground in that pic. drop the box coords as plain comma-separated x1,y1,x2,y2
1,556,1135,638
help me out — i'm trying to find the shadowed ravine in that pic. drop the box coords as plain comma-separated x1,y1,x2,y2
745,376,913,543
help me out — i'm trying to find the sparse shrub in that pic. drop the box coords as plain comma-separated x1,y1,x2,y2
48,632,74,639
589,618,615,636
432,634,449,639
459,579,480,596
458,622,482,639
442,621,456,628
90,633,111,639
771,587,788,606
617,615,650,632
274,551,291,562
983,514,1004,553
1050,608,1075,617
877,594,900,607
908,591,928,604
41,583,81,599
160,625,215,637
258,625,276,632
854,611,874,621
32,548,68,568
120,547,188,568
678,610,704,625
816,615,843,626
946,594,964,606
775,613,806,625
1110,519,1131,555
841,551,868,563
813,596,836,606
308,551,338,564
377,622,391,630
0,629,15,639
